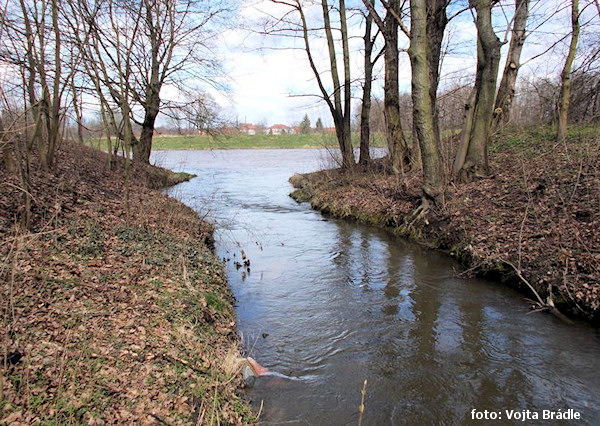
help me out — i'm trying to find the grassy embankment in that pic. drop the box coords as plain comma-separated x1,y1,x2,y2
88,132,388,151
290,125,600,324
0,143,255,424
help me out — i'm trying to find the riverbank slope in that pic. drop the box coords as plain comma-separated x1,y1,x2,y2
290,127,600,325
1,143,253,424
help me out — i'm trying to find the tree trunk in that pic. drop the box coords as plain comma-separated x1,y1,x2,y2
359,1,375,166
46,0,62,169
383,0,409,174
410,0,445,205
557,0,580,143
453,0,502,182
322,0,354,169
426,0,448,155
134,90,159,164
453,87,477,177
340,0,354,169
0,117,16,174
493,0,530,129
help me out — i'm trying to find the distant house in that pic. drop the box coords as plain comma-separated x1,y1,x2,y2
270,124,291,135
239,123,256,135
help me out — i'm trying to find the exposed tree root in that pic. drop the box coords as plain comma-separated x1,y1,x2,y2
404,197,431,228
456,164,491,184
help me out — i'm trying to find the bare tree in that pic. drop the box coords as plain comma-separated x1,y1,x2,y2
426,0,449,155
557,0,580,143
1,0,86,226
363,0,411,173
493,0,530,129
453,0,502,182
323,0,355,168
1,0,80,171
409,0,445,211
268,0,355,168
358,0,382,166
73,0,227,164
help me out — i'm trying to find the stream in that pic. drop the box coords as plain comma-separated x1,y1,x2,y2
156,149,600,425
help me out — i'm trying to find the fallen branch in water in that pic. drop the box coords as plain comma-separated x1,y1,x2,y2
502,259,573,325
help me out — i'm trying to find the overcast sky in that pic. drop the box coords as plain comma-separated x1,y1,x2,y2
204,0,594,128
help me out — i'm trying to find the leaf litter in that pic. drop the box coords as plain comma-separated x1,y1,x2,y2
1,143,254,424
290,128,600,324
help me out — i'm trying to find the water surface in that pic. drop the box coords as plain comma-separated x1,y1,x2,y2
156,149,600,425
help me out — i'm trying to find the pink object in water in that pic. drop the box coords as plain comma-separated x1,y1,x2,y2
246,357,269,376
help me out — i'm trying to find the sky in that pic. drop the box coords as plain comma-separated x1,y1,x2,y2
191,0,593,129
213,1,346,127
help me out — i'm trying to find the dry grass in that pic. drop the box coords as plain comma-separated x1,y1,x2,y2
1,142,255,424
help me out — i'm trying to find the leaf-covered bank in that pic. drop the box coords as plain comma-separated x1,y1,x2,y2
1,143,254,424
290,128,600,325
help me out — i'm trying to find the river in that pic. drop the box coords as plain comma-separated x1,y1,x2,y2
155,149,600,425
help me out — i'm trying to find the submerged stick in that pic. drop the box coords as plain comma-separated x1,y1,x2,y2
358,379,367,426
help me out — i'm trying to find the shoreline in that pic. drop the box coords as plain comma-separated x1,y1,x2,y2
288,130,600,326
0,143,254,424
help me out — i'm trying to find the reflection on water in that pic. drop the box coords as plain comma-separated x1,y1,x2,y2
157,149,600,425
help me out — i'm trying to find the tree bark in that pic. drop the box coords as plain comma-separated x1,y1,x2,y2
493,0,530,129
557,0,580,143
359,1,376,166
410,0,445,205
453,0,502,182
134,82,160,163
322,0,354,169
0,117,16,174
426,0,448,155
383,0,409,174
340,0,354,169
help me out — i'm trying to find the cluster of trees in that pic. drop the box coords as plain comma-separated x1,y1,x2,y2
2,0,599,224
265,0,597,213
298,114,325,134
1,0,228,226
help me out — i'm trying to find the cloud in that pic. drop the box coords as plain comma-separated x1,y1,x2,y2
215,0,578,127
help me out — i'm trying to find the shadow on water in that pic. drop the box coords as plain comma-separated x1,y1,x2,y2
157,149,600,425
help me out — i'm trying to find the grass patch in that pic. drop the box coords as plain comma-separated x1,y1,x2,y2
89,132,388,151
205,292,226,312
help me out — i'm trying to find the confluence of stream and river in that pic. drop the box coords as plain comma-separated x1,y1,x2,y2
155,149,600,425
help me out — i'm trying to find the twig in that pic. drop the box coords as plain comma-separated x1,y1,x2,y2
519,160,531,271
517,200,530,271
456,259,487,278
358,379,367,426
502,259,544,306
53,330,73,421
567,156,584,205
147,412,171,425
195,405,206,426
160,353,207,375
561,258,584,313
256,399,264,421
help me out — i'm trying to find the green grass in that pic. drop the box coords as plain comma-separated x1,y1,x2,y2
490,123,599,155
87,132,388,151
154,133,339,150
